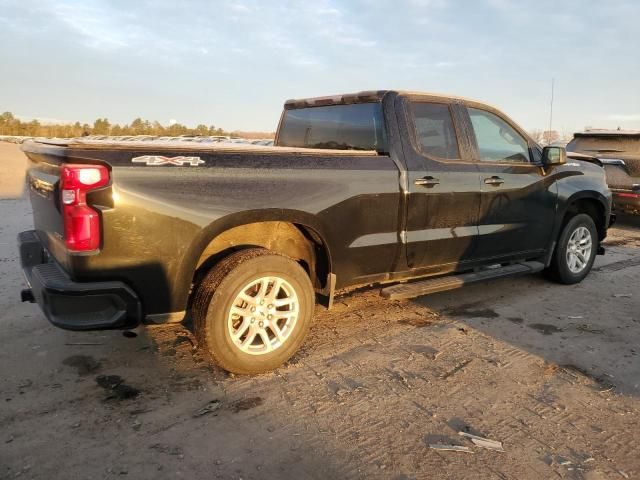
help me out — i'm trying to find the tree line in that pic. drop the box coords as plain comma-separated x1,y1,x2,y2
0,111,231,138
1,110,567,143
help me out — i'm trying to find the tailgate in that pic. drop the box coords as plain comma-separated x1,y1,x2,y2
601,155,640,190
603,163,634,190
568,134,640,190
22,141,67,259
21,139,111,265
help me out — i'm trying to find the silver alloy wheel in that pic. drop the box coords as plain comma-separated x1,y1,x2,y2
227,276,299,355
565,226,592,274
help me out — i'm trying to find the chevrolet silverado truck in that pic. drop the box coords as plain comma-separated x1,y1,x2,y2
19,90,613,374
567,130,640,214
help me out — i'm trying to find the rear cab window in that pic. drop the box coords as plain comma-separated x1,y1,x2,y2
567,135,640,155
277,103,387,152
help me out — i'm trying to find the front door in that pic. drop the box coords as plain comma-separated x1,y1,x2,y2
464,106,557,260
404,100,481,271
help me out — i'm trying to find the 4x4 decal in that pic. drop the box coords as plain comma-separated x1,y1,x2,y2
132,155,204,166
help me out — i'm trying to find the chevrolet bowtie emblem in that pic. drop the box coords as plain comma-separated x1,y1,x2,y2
132,155,204,166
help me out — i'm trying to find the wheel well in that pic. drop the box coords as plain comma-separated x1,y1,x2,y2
564,198,606,240
193,221,330,291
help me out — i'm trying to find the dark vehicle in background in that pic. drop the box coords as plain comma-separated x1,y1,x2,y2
19,90,612,374
567,130,640,214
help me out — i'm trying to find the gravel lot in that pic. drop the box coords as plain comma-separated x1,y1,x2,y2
1,143,639,479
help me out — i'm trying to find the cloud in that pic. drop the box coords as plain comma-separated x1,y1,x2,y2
485,0,513,10
259,31,324,69
228,2,252,13
606,114,640,122
1,0,638,132
21,0,377,69
298,3,377,50
406,0,446,6
316,6,342,16
333,36,377,48
290,57,323,68
45,1,135,50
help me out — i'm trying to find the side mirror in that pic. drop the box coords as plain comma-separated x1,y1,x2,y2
542,146,566,166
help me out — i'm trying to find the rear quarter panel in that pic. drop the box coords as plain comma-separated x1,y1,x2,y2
62,148,401,315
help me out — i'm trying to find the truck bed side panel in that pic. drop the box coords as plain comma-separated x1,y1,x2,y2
22,143,401,315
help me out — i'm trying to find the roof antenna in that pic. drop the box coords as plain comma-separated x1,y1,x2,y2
547,78,554,145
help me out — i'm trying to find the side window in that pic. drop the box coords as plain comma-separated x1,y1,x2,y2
410,102,460,160
468,108,530,163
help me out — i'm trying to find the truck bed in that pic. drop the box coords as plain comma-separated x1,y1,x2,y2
25,137,379,157
20,135,401,320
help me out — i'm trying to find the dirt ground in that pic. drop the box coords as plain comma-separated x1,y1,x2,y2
0,142,27,200
1,143,639,480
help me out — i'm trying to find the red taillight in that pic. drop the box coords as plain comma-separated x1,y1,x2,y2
60,164,110,252
616,192,640,199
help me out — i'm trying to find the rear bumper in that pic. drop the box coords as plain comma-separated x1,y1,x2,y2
18,230,142,331
612,190,640,214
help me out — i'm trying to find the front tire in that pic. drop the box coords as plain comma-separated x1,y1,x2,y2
546,213,598,284
192,249,314,374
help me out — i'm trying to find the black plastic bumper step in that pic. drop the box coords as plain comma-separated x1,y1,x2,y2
381,261,545,300
18,229,142,330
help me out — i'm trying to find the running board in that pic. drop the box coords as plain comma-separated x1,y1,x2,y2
380,261,545,301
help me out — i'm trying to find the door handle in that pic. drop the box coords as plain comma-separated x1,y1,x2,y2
414,176,440,187
484,176,504,186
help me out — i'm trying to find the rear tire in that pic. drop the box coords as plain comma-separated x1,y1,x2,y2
192,248,314,374
546,213,598,284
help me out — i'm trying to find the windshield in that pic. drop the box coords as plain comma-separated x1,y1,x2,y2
277,103,387,152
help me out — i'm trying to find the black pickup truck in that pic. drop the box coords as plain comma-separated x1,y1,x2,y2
19,90,612,374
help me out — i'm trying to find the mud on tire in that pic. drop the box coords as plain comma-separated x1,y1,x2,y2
192,248,314,374
546,213,598,285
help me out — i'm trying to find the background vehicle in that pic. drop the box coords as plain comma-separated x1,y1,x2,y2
567,130,640,214
19,90,612,374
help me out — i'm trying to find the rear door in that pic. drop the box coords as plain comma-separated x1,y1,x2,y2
403,98,481,271
463,106,556,260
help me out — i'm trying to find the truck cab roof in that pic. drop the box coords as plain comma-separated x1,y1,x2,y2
284,90,495,110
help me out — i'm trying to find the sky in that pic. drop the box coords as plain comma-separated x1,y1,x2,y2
0,0,638,133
